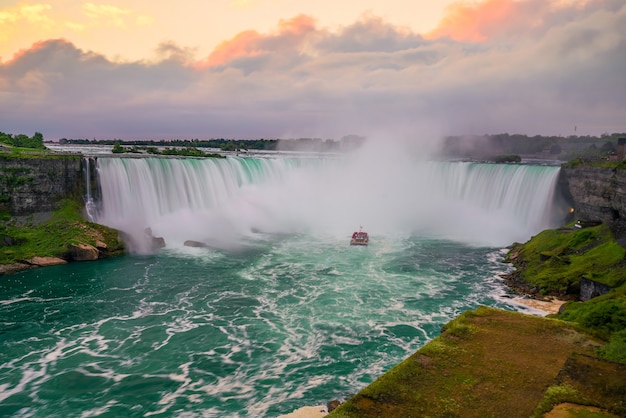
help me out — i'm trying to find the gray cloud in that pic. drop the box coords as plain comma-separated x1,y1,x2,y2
0,1,625,142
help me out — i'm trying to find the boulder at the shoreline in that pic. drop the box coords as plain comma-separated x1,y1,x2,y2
0,263,32,275
27,256,68,267
0,257,67,274
67,243,99,261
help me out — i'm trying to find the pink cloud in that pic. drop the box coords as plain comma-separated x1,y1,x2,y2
198,14,317,68
6,39,71,64
426,0,521,42
424,0,596,42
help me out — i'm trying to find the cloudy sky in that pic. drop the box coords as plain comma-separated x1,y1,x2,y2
1,0,625,141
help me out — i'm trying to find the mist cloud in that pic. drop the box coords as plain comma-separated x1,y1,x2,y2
0,0,624,141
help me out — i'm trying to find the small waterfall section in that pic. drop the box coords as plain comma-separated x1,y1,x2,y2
82,157,98,222
92,156,563,251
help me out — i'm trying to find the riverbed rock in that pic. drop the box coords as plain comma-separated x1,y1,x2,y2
144,228,166,249
27,256,68,267
580,278,612,301
327,400,341,412
0,263,31,275
184,240,208,248
67,243,99,261
152,236,166,249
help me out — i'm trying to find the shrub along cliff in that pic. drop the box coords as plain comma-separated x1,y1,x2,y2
0,150,124,274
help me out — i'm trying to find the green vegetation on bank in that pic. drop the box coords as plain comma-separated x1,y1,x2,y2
506,224,626,294
560,287,626,363
0,199,124,265
563,157,626,170
0,131,46,150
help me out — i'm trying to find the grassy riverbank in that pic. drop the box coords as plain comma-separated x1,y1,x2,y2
0,199,124,269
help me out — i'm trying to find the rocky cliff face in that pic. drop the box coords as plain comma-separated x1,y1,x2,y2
0,155,84,216
558,166,626,232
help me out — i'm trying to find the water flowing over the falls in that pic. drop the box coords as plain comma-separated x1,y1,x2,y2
93,155,563,251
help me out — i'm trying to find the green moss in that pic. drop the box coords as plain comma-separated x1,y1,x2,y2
597,329,626,364
532,384,587,417
563,158,626,170
563,158,584,168
0,150,80,160
507,225,626,294
560,285,626,342
0,199,124,264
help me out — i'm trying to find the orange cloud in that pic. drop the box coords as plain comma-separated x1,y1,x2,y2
199,14,317,68
277,14,316,35
4,38,68,64
201,30,263,67
426,0,516,42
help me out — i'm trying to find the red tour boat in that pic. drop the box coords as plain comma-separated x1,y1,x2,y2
350,227,369,246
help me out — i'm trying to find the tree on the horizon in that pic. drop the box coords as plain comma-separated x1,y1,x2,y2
0,131,45,149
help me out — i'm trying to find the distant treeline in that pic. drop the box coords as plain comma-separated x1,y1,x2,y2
7,131,625,159
59,135,367,152
441,132,626,160
62,138,279,151
0,131,45,149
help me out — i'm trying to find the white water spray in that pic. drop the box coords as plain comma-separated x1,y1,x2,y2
93,152,562,252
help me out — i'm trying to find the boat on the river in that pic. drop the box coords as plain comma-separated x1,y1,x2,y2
350,227,369,246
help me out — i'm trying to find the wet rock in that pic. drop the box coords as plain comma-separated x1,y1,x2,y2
0,263,31,275
152,236,166,249
145,227,166,249
184,240,207,248
27,256,68,267
67,243,99,261
327,400,341,412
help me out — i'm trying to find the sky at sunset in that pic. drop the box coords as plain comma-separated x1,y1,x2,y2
1,0,625,142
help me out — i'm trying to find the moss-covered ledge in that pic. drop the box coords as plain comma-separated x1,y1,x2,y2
503,224,626,298
1,199,124,275
329,307,625,418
